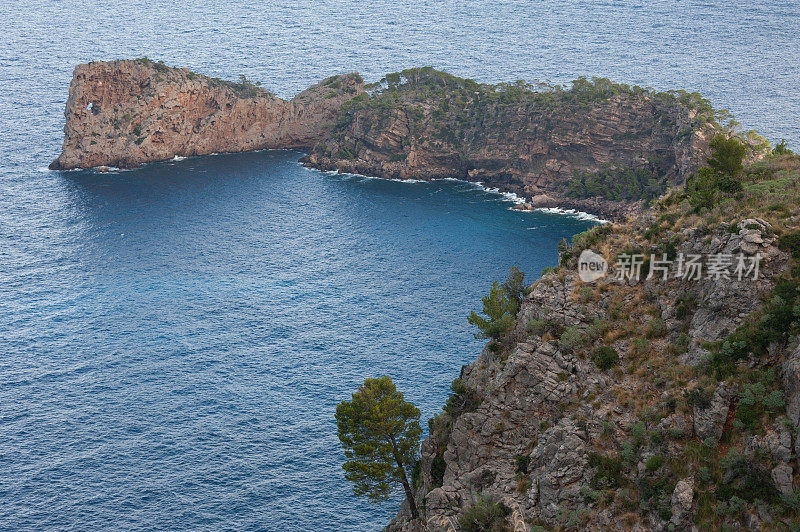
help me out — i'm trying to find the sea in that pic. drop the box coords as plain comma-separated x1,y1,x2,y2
1,1,798,530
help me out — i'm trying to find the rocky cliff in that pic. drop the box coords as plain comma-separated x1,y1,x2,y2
52,63,731,219
303,68,730,218
49,59,364,170
388,154,800,531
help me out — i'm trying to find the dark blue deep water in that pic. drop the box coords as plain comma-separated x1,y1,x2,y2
1,1,798,530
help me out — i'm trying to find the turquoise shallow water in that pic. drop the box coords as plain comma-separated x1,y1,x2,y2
1,1,798,530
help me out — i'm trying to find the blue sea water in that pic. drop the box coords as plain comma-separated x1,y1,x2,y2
0,1,798,530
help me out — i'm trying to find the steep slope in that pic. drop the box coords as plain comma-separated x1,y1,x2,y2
49,59,364,170
303,68,735,216
389,154,800,531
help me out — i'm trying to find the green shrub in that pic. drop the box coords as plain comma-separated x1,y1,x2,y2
458,495,510,532
778,231,800,258
591,346,619,370
444,378,480,418
645,317,667,338
638,477,674,521
430,453,446,488
687,168,719,211
718,450,779,503
645,454,665,472
527,318,547,336
559,326,587,352
588,452,623,489
674,333,691,354
631,421,648,445
684,387,713,409
632,337,650,357
515,454,530,475
710,275,800,376
774,139,794,155
762,389,785,412
675,295,697,320
468,281,517,341
708,135,746,179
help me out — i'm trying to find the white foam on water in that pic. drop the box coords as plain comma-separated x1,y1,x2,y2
535,206,609,224
302,164,607,221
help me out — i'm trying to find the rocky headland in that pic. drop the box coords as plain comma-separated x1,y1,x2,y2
49,59,364,170
50,62,742,219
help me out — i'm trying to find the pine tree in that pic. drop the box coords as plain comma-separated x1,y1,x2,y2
500,266,527,311
468,281,517,341
335,376,422,519
707,135,746,179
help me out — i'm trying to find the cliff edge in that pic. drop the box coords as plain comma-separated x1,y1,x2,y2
49,59,364,170
388,153,800,531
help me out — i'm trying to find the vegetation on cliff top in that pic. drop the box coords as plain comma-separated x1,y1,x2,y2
386,143,800,530
332,67,728,138
132,57,271,98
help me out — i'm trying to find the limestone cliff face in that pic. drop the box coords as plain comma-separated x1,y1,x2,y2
51,63,719,220
387,152,800,529
304,68,717,206
50,60,364,170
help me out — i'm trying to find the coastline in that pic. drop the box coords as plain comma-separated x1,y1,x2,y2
299,160,613,222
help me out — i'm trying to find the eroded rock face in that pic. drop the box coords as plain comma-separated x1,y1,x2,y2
50,60,364,170
387,209,795,530
693,382,736,442
305,69,716,206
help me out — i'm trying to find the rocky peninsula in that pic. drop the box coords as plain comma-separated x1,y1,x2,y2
49,59,364,171
51,61,730,219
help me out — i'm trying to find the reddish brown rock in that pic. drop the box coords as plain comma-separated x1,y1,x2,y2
50,59,364,170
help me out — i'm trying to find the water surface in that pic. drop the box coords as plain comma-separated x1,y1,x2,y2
1,1,798,529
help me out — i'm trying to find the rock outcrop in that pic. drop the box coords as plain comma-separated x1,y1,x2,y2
388,153,800,530
304,68,721,213
50,59,364,170
51,63,728,220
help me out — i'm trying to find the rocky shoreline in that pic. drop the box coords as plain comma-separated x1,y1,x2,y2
51,61,723,222
510,193,644,222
